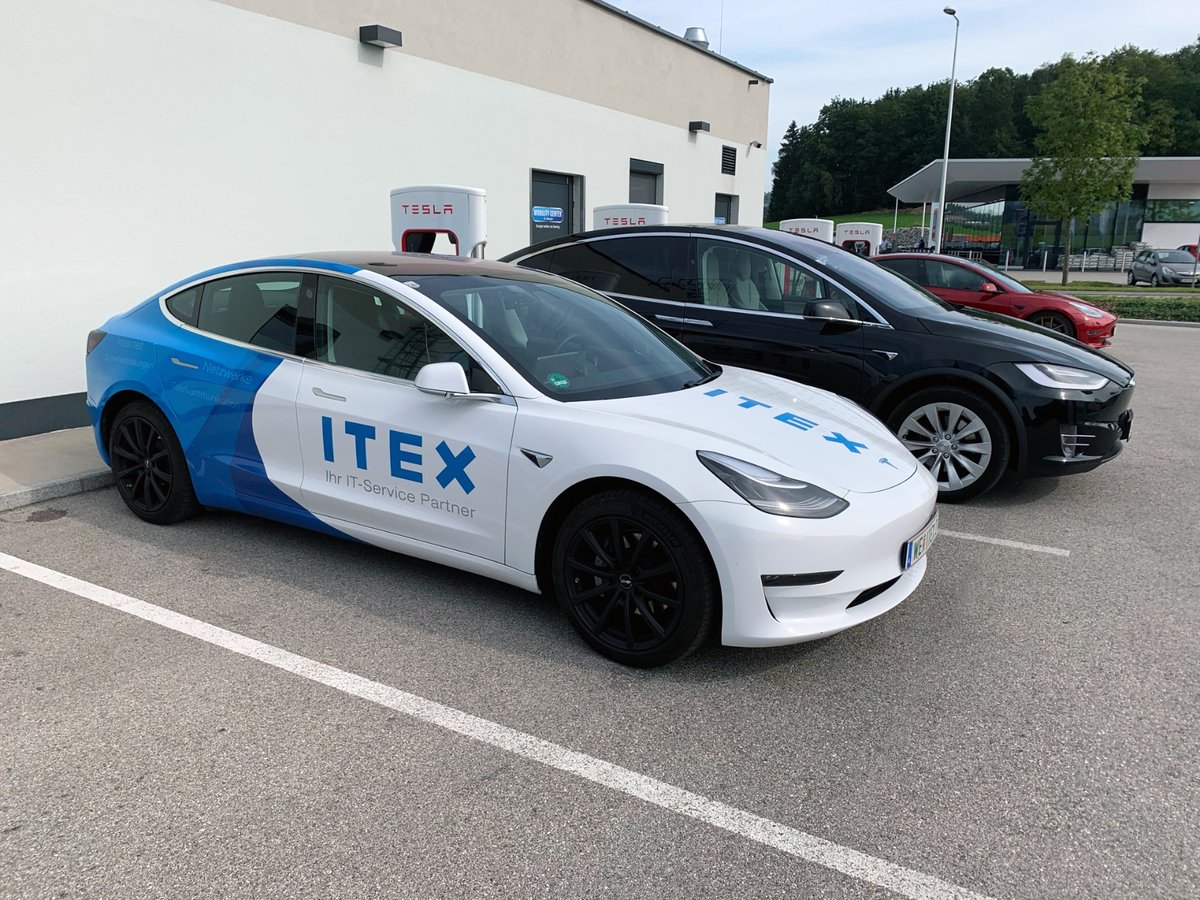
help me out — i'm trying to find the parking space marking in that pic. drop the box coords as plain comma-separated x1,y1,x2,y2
0,550,995,900
940,530,1070,557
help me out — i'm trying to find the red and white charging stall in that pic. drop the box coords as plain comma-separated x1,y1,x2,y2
593,203,669,229
390,185,487,257
779,218,834,242
834,222,883,256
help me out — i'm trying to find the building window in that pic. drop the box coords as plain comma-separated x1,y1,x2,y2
714,193,738,225
721,146,737,176
629,158,663,205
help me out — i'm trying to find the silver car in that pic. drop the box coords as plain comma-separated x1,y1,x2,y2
1128,249,1200,286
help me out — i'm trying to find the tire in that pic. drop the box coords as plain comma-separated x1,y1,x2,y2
108,400,198,525
1151,274,1160,287
1127,270,1136,285
551,488,717,667
887,387,1011,502
1029,311,1075,339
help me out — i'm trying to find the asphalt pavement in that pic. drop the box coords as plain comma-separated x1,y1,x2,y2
1,324,1197,898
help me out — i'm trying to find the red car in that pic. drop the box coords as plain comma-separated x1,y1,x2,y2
874,253,1117,348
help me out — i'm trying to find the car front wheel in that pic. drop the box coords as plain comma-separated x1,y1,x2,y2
109,400,198,525
1029,311,1075,339
552,488,716,667
1151,274,1160,287
1127,270,1136,285
889,388,1011,502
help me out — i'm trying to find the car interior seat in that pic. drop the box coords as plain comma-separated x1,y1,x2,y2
700,248,730,307
727,255,768,310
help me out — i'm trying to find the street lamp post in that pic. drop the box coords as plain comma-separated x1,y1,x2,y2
933,7,960,255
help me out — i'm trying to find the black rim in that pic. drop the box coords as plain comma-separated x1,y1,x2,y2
112,416,173,513
1033,314,1070,334
563,516,682,653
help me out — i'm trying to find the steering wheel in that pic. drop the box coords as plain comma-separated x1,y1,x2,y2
553,333,586,355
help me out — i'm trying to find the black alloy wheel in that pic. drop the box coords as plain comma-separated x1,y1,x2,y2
552,489,716,666
109,401,198,524
1029,311,1075,339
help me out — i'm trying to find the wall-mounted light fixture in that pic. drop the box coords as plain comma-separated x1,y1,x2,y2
359,25,403,49
750,140,763,149
689,121,711,133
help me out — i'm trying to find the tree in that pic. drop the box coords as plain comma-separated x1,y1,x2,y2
1019,53,1146,284
767,121,803,221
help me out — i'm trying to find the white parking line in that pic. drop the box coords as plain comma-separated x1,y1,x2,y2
940,530,1070,557
0,550,995,900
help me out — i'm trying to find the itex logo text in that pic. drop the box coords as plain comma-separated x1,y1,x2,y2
703,389,870,454
321,416,477,494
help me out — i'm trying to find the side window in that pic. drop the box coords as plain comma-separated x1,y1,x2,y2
197,273,300,352
877,258,923,284
694,239,859,318
542,237,682,301
927,261,984,291
313,276,499,392
165,286,199,325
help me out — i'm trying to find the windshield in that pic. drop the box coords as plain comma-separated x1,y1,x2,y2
1157,250,1196,264
974,260,1034,294
400,273,716,402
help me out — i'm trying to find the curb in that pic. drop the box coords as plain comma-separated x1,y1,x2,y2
1118,318,1200,329
0,470,113,513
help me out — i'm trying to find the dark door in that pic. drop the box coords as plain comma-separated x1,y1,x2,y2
677,237,867,398
714,193,735,225
531,171,575,244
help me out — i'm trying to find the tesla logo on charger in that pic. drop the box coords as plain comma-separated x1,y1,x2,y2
320,416,476,493
602,216,647,226
397,203,455,215
702,389,870,454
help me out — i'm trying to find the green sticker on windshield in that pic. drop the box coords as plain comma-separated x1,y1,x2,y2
547,372,570,389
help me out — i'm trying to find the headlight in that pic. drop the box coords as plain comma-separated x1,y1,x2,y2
1067,300,1105,318
1162,266,1176,275
697,451,849,518
1015,362,1109,391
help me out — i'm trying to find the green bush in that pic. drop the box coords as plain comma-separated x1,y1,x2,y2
1090,295,1200,322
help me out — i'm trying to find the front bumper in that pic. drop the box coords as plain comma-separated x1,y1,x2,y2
1013,376,1135,477
681,469,938,647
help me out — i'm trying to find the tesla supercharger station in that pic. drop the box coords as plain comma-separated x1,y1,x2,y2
834,222,883,256
779,218,834,243
593,203,669,229
390,185,487,257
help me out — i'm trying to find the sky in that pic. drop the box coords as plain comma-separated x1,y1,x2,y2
610,0,1196,166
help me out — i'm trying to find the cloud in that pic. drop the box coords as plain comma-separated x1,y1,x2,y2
611,0,1196,165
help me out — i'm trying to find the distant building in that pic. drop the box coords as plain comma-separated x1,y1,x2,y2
889,157,1200,265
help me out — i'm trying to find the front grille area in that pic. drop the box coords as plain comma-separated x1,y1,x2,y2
846,575,902,609
1060,427,1095,458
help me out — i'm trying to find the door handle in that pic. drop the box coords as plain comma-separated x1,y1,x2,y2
871,349,898,361
170,356,199,369
312,387,346,402
655,314,713,327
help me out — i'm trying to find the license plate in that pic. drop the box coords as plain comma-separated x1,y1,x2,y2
902,512,939,570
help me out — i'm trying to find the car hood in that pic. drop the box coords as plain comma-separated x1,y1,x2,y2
919,307,1133,384
589,367,920,495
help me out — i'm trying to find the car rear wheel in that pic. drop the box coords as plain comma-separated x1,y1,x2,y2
552,488,716,667
109,400,198,525
889,388,1010,502
1029,311,1075,339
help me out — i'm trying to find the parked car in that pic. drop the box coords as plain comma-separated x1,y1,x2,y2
873,252,1116,347
503,226,1135,502
1176,244,1199,260
85,252,940,667
1129,249,1200,286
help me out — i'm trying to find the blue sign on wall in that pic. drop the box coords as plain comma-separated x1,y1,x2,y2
532,206,564,224
714,216,727,225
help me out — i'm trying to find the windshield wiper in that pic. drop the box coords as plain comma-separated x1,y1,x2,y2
683,366,722,389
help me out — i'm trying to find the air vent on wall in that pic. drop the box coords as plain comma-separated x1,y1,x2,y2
721,145,737,176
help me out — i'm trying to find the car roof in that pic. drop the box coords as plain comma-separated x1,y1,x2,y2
292,251,529,278
502,224,828,259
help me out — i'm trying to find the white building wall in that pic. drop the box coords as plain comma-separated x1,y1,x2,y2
0,0,767,408
1142,223,1200,247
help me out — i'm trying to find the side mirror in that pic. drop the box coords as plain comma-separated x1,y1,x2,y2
415,361,470,396
981,281,999,293
807,300,852,320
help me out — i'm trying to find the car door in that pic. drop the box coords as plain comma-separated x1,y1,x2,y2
515,234,688,337
677,237,866,397
155,269,309,510
924,259,1007,314
294,274,516,562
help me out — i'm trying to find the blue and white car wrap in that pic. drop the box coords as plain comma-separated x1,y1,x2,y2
87,253,938,650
